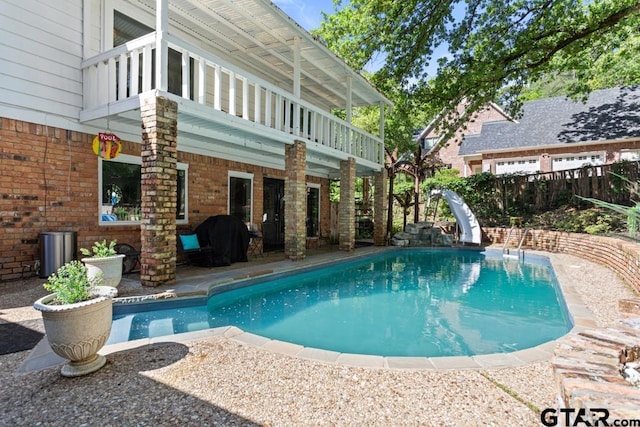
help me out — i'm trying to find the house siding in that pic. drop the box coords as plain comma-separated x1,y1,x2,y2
0,117,331,282
0,0,84,123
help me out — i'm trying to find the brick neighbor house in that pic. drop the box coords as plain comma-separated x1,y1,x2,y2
418,86,640,177
0,0,392,284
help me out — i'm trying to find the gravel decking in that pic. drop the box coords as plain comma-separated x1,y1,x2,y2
0,250,637,426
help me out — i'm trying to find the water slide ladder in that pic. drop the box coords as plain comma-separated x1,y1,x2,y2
502,223,529,260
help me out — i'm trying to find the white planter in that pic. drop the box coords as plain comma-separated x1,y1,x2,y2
33,286,117,377
81,254,125,288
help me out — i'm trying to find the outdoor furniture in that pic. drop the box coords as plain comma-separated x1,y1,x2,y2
177,233,213,266
114,243,140,274
193,215,250,267
247,226,263,257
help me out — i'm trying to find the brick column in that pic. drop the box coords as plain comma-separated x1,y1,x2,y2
139,95,177,287
284,141,306,260
373,169,388,246
339,157,356,251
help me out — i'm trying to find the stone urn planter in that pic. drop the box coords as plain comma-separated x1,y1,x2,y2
81,254,125,288
80,240,125,288
34,261,117,377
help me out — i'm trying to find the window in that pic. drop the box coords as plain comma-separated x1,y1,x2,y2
306,185,320,237
229,172,253,225
100,154,187,224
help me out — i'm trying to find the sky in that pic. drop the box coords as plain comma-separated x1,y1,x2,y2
271,0,450,79
272,0,337,31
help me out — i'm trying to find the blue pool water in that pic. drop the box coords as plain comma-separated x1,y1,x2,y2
109,249,573,357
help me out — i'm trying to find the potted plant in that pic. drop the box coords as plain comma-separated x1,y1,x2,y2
80,239,125,288
33,260,117,377
114,206,128,221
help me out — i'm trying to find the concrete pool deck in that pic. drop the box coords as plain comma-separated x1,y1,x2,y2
2,245,637,425
17,246,601,374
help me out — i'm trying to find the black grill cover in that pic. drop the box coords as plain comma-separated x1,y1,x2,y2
194,215,250,267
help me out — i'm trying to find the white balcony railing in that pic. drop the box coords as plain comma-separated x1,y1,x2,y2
81,33,384,166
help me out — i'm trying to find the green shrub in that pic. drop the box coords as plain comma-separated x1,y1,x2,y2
43,261,99,305
80,240,117,258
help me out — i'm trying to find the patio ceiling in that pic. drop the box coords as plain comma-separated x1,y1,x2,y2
126,0,391,112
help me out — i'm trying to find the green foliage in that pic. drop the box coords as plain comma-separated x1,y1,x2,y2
317,0,640,137
43,261,99,305
80,240,117,258
579,172,640,237
526,206,621,234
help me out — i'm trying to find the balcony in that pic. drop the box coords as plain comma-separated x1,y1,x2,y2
80,33,385,176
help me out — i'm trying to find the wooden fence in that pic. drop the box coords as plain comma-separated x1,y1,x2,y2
484,160,640,215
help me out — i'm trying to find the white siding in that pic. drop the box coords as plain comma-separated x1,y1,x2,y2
0,0,84,122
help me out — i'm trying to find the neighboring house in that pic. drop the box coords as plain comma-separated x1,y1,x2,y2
420,86,640,177
416,102,511,176
0,0,392,284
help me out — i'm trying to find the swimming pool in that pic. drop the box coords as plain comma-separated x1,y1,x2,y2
109,248,573,357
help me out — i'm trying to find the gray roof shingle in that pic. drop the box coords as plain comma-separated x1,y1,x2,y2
459,86,640,155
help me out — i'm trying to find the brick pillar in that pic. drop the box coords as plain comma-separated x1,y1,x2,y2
284,141,306,260
373,169,388,246
339,157,356,251
139,95,177,287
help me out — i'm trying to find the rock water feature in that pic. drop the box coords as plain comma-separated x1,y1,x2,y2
390,222,454,247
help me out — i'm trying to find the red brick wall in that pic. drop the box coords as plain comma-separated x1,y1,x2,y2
485,227,640,294
0,118,330,282
428,104,509,175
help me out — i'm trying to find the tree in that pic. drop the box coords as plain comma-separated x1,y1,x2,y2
317,0,640,137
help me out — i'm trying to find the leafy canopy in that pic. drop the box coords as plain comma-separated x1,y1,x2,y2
316,0,640,136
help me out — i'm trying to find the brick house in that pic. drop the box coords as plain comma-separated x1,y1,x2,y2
418,86,640,176
0,0,392,284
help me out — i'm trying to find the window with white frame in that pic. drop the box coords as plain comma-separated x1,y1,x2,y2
306,184,320,237
100,154,188,224
229,172,253,225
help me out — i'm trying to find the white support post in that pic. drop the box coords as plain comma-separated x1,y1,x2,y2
214,65,221,110
293,38,301,136
284,98,291,133
265,89,272,128
107,57,117,102
181,50,190,99
242,77,249,120
254,83,262,124
229,71,236,116
142,44,152,91
131,49,140,95
156,0,168,91
118,53,128,100
275,94,282,131
346,76,352,153
197,57,206,104
379,101,386,165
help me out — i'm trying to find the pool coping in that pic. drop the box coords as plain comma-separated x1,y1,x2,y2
17,247,598,373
